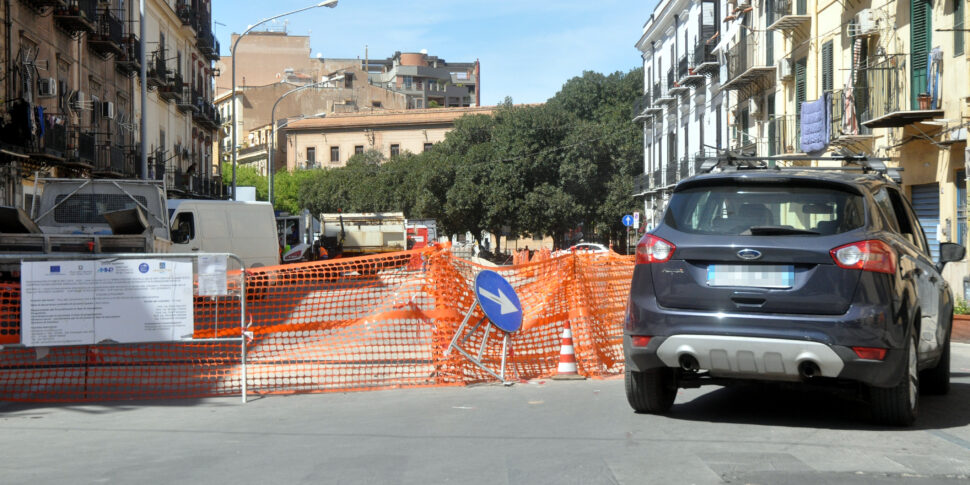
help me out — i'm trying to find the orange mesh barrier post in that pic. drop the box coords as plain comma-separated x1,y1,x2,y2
0,247,635,402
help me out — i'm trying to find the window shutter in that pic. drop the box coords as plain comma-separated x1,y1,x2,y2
911,0,932,108
822,41,833,92
956,0,965,56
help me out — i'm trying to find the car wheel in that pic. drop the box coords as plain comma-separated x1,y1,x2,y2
870,329,919,426
921,332,951,395
625,368,677,414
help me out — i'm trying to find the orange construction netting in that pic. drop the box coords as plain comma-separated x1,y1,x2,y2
0,245,633,402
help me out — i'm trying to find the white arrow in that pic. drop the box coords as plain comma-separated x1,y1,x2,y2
479,287,518,315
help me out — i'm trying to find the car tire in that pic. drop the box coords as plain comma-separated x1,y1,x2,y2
921,332,951,395
625,368,677,414
870,329,919,426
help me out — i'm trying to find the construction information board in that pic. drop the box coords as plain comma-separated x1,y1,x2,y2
20,259,194,347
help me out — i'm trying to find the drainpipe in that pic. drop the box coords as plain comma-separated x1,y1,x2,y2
4,0,11,103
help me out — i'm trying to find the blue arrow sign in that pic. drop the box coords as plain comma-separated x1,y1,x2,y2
474,270,523,333
622,214,634,227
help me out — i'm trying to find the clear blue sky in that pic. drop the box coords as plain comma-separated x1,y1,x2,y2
213,0,658,105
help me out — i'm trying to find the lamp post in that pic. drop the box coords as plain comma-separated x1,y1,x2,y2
230,0,338,200
269,81,328,205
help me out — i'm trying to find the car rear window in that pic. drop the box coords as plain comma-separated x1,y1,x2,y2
664,185,865,235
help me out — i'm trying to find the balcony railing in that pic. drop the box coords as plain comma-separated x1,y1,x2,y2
147,49,167,88
652,170,662,188
197,30,220,61
666,69,675,91
176,0,195,27
115,35,141,75
694,41,718,75
88,10,124,57
830,88,874,141
859,54,943,128
21,0,68,10
652,82,661,100
77,132,96,165
160,72,183,102
677,55,689,80
665,158,679,186
42,122,68,158
53,0,97,34
633,173,650,195
767,0,811,33
632,92,652,121
723,37,776,93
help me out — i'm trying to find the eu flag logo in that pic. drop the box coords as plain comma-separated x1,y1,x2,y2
50,265,60,273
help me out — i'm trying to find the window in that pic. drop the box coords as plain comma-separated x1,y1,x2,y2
306,146,316,165
403,76,412,89
958,170,967,245
390,144,400,157
822,40,833,92
423,143,433,152
172,212,195,244
330,146,339,163
372,101,382,108
956,0,966,56
355,145,364,155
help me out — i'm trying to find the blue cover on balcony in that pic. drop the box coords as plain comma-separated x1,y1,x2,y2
800,93,831,154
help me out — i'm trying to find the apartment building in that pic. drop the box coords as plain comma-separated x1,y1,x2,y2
633,0,970,295
280,106,494,171
634,0,728,228
0,0,222,204
366,51,480,109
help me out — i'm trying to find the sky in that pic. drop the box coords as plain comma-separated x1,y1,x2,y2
212,0,658,106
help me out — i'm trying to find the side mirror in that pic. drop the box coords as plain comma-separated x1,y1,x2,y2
937,242,966,271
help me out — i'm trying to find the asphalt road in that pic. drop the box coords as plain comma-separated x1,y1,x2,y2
4,345,970,484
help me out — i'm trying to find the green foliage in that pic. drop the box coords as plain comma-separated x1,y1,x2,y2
955,299,970,315
294,66,644,249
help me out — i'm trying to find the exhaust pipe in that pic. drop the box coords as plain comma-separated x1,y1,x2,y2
798,361,820,379
679,354,699,372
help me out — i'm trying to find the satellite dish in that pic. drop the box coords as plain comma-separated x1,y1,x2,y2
316,52,323,59
420,48,428,54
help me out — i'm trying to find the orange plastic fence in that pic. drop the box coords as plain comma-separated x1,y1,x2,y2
0,246,633,402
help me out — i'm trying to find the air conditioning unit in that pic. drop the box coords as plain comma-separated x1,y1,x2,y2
102,101,115,120
748,97,763,119
855,9,877,36
777,57,793,81
70,91,89,110
37,78,57,97
736,0,751,9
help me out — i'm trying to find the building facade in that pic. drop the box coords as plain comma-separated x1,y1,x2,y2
366,51,480,109
634,0,970,295
280,106,494,171
0,0,222,206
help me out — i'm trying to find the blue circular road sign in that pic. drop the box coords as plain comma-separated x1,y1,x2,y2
474,270,523,333
622,215,634,227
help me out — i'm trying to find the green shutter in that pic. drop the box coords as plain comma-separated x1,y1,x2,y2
822,41,833,92
795,57,807,151
956,0,965,56
911,0,932,109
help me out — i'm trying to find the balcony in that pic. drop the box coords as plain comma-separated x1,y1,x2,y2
678,54,705,88
75,132,96,167
664,158,680,186
829,88,876,152
651,170,662,189
147,50,168,89
193,99,221,130
862,54,944,129
92,145,128,176
197,30,220,61
176,87,198,113
722,37,776,97
88,10,124,58
765,115,800,156
654,77,677,106
29,121,68,160
767,0,811,35
632,92,653,122
115,35,141,75
694,41,719,76
176,1,196,29
666,68,688,96
633,173,650,196
159,72,184,103
53,0,97,35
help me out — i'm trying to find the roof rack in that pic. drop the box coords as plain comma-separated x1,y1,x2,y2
696,151,902,184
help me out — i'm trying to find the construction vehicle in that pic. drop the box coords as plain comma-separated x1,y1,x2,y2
0,178,172,280
276,209,322,264
319,212,407,259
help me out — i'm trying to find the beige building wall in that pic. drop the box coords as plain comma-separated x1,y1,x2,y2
282,107,495,170
215,32,316,96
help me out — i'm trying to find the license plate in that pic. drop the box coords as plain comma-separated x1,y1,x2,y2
707,265,794,288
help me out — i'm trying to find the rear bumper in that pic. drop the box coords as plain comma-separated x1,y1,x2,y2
624,292,910,387
625,334,907,388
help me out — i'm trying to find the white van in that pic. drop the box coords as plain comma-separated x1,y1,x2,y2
168,199,280,269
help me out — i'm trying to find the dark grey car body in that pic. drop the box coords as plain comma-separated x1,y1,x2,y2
623,168,964,425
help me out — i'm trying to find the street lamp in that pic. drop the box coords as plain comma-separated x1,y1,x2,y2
269,80,329,205
230,0,338,200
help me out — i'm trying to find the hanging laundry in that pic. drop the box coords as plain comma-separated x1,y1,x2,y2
800,93,832,155
928,48,943,110
36,106,45,139
843,84,858,136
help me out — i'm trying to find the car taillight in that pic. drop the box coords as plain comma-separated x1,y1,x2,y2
631,335,651,347
852,346,887,360
830,240,896,274
635,235,675,264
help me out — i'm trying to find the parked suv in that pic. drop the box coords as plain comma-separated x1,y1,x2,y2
624,162,965,426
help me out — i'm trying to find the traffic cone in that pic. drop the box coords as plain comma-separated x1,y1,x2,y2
552,323,586,380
